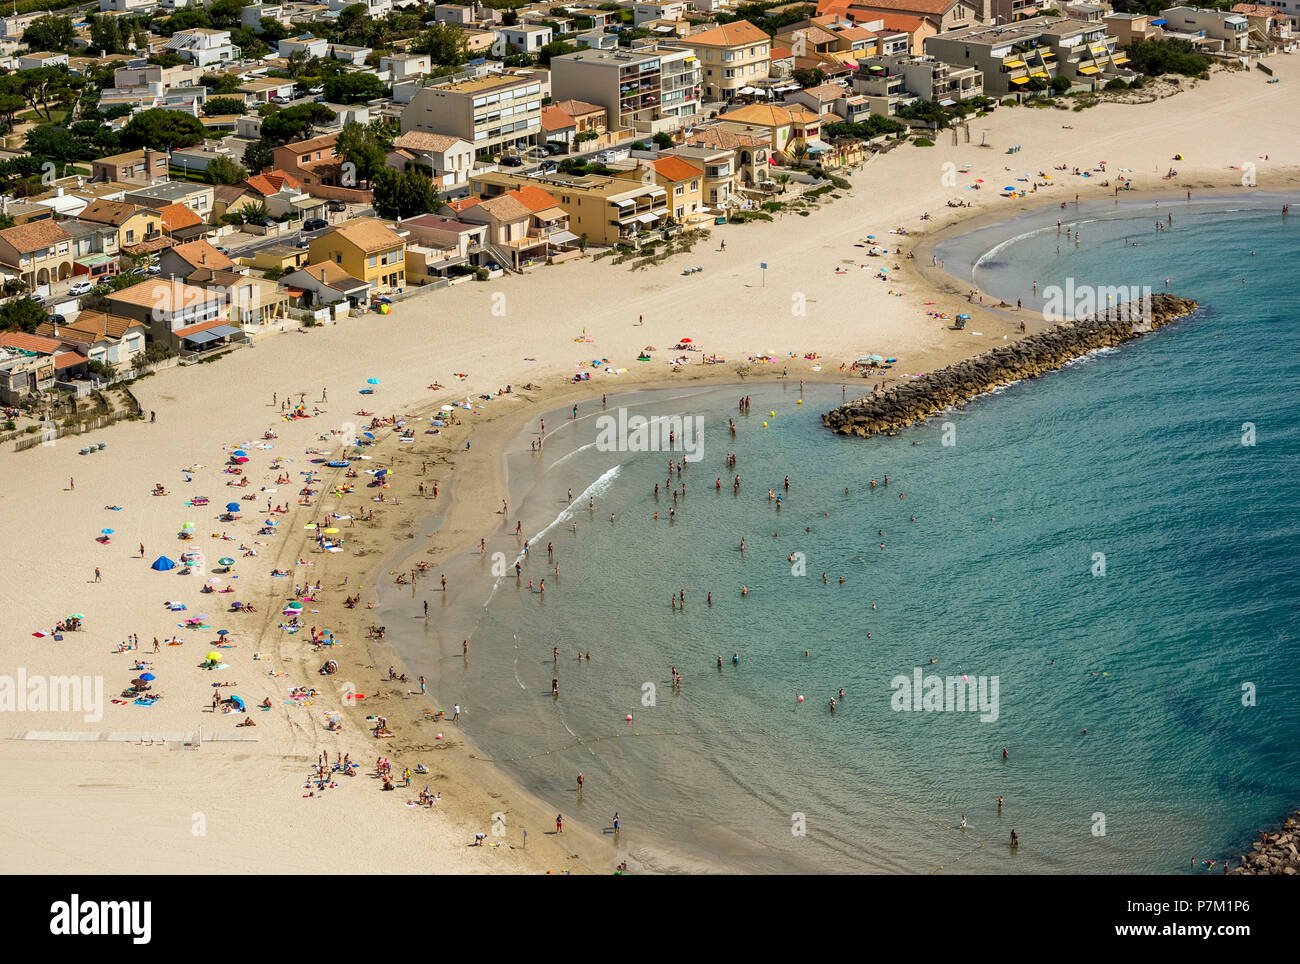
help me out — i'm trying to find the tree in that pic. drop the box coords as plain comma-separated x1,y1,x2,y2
120,109,207,151
1050,75,1072,94
336,3,367,35
22,16,76,53
0,297,49,335
538,41,576,66
1124,37,1211,77
204,97,247,116
208,0,247,29
260,18,291,43
241,200,271,226
372,167,439,221
336,121,389,187
201,72,244,95
413,22,469,67
653,131,674,149
242,139,274,174
205,155,248,185
258,103,336,145
791,68,825,89
26,124,90,163
323,72,386,105
161,9,213,35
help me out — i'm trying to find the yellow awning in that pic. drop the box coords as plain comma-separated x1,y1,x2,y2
1077,65,1100,75
1111,54,1130,64
1009,77,1029,85
1003,59,1027,68
1031,71,1049,78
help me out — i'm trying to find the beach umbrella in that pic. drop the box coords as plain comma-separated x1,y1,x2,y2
265,519,278,527
367,378,381,385
680,337,692,343
182,522,194,529
151,556,176,571
957,313,971,320
218,557,235,567
233,450,248,458
225,502,240,512
131,678,149,688
205,652,220,662
869,354,884,362
217,629,229,637
230,695,245,711
362,432,375,439
324,527,339,534
101,528,114,535
287,601,303,610
140,672,155,681
235,456,249,464
440,405,454,412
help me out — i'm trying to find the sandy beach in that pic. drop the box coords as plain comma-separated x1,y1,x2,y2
2,59,1297,874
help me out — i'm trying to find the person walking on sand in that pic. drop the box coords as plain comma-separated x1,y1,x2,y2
463,639,468,656
94,567,102,583
139,543,145,558
577,773,584,795
452,704,460,722
441,574,447,592
556,814,563,833
423,600,428,618
419,675,426,694
69,477,74,491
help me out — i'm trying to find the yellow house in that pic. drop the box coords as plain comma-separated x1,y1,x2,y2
78,199,166,254
677,20,771,102
307,217,407,292
616,156,705,224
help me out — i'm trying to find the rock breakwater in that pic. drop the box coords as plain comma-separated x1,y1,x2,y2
823,294,1199,437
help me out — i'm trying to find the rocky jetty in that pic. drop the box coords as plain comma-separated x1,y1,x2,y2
823,294,1199,437
1229,811,1300,875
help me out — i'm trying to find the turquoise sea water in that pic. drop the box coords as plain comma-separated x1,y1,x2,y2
402,197,1300,873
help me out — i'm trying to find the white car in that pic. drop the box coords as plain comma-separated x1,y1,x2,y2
68,280,93,296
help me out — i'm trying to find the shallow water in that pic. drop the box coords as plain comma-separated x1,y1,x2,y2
387,196,1300,873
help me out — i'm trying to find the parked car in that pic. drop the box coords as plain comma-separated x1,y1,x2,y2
270,95,291,105
596,148,629,164
146,264,161,274
48,312,66,326
545,141,567,156
523,146,548,161
128,266,147,276
499,156,524,167
215,245,231,255
308,86,324,95
303,217,329,232
68,280,93,296
327,199,347,212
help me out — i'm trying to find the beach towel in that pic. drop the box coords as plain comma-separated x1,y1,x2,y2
32,632,46,637
133,699,157,706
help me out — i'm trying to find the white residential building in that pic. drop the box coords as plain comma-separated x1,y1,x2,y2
165,29,241,68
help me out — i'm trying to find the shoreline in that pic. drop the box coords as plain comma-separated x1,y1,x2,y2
5,62,1299,872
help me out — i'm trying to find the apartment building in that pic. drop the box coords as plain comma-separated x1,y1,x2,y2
124,182,214,219
389,132,476,192
500,25,553,53
104,277,238,353
1101,11,1165,44
615,156,704,223
470,170,669,246
856,54,983,104
550,46,701,135
666,144,736,209
925,17,1133,95
402,71,546,158
165,29,241,68
0,221,74,289
671,21,771,102
328,0,392,16
90,149,170,185
820,0,980,31
1161,6,1251,50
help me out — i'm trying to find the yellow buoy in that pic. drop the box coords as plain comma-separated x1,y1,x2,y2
797,399,802,405
763,421,768,428
770,411,775,417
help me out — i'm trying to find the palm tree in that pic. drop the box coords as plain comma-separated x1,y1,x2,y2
774,173,792,192
791,142,809,168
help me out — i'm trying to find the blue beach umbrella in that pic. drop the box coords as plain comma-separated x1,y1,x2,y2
226,502,240,512
367,378,381,385
233,450,248,458
230,695,245,711
101,528,114,535
140,672,156,681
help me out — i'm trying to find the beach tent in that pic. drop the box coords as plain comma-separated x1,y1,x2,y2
229,695,245,711
151,556,177,571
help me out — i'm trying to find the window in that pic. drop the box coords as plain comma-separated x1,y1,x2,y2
368,254,378,267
